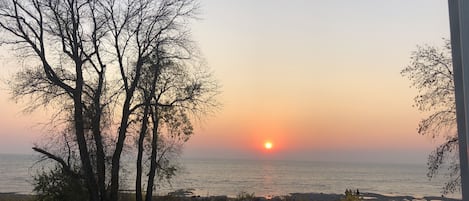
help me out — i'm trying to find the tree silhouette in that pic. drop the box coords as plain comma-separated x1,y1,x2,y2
401,39,459,194
0,0,218,201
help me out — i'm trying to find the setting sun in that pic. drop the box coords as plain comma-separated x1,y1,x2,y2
264,142,273,150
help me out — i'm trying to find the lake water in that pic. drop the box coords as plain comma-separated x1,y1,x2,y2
0,154,460,198
0,154,36,194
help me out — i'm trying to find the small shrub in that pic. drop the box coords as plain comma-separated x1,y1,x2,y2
33,166,88,201
236,192,255,201
340,189,362,201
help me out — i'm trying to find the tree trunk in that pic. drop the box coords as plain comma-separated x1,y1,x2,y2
145,108,159,201
92,98,107,201
110,88,139,201
110,105,130,201
136,99,151,201
75,62,100,201
137,61,161,201
110,55,145,201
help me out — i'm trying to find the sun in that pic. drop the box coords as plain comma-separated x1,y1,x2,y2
264,142,273,150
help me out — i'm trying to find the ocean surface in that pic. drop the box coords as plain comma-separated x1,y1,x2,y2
0,154,460,198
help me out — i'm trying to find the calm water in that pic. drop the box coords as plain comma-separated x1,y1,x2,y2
167,159,457,198
0,154,36,194
0,154,459,198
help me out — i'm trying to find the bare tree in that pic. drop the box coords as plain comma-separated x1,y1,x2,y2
401,39,460,194
0,0,214,201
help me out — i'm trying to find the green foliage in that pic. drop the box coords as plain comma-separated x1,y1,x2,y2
33,166,88,201
236,192,255,201
340,189,362,201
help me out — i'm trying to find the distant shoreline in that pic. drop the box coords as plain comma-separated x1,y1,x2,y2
0,192,461,201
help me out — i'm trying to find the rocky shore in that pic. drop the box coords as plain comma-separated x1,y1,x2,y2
0,192,461,201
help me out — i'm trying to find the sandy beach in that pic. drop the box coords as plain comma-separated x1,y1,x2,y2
0,192,461,201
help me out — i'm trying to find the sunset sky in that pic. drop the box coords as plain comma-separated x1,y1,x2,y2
0,0,451,164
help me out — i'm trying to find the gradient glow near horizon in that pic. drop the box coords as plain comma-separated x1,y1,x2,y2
0,0,450,163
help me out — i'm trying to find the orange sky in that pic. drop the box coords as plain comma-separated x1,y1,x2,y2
181,0,449,163
0,0,451,163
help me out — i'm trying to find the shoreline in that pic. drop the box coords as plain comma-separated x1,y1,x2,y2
0,192,461,201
